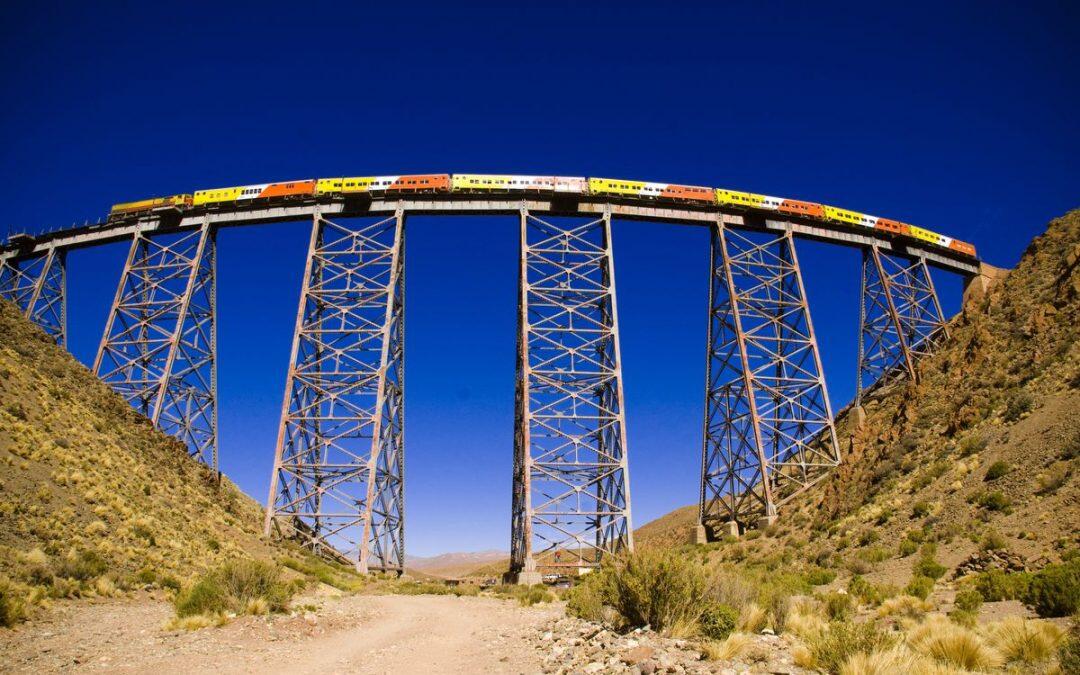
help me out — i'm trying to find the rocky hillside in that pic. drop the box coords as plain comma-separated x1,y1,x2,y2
638,209,1080,584
0,299,321,622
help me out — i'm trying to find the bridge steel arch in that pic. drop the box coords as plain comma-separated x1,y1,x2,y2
0,188,981,573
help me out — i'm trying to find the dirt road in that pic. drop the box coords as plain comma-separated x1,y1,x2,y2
0,593,562,674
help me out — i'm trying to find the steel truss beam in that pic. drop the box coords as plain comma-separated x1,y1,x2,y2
511,207,632,580
699,222,840,533
0,250,66,344
93,222,218,470
264,209,405,574
856,247,948,405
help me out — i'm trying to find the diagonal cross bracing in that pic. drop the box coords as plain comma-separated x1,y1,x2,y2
264,210,405,573
699,222,840,532
856,247,948,405
93,222,218,470
511,208,632,578
0,249,66,345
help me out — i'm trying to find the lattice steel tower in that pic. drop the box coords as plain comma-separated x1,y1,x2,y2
94,223,218,470
0,248,66,345
699,222,840,535
264,209,405,573
511,208,632,582
856,247,948,405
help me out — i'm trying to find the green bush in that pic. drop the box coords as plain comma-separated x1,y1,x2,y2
565,573,606,622
1060,618,1080,674
974,569,1030,602
980,529,1007,552
911,501,931,518
977,491,1012,512
175,559,295,618
905,575,935,600
581,548,709,633
698,602,738,640
913,553,947,581
898,539,918,557
824,592,853,620
805,620,896,674
0,578,27,627
954,589,983,613
805,567,836,586
958,434,988,457
175,576,229,617
984,461,1010,480
1004,391,1034,422
1023,558,1080,617
520,585,554,606
55,549,108,581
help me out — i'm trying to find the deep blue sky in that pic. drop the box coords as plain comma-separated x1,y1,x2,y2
2,3,1076,556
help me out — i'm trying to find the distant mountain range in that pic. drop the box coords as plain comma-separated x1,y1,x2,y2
404,550,509,578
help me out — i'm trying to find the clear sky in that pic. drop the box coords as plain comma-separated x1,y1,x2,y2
1,2,1076,556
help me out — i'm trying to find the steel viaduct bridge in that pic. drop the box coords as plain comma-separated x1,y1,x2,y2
0,182,986,582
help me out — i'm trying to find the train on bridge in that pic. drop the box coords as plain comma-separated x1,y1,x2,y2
107,174,977,258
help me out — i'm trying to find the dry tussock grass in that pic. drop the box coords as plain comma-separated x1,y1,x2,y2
982,616,1064,665
906,615,1002,670
877,594,934,620
701,632,754,661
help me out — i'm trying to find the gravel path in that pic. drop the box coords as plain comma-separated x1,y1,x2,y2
0,593,562,674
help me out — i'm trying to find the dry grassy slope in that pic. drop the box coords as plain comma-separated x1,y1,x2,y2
637,210,1080,580
0,299,285,585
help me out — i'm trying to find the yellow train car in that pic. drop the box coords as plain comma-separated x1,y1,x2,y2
109,194,192,217
452,174,557,192
823,205,877,228
714,189,782,210
193,187,243,206
908,225,952,247
317,178,343,194
590,177,713,202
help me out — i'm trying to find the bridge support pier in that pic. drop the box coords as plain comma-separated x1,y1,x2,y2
264,209,405,574
0,249,66,345
94,222,218,470
855,247,947,406
698,221,840,538
510,207,632,582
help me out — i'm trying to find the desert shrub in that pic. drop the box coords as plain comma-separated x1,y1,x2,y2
520,585,553,606
907,615,1002,670
589,548,708,634
848,575,893,607
174,559,294,619
823,592,852,620
804,620,896,674
954,589,983,613
985,617,1063,665
1038,463,1071,494
911,501,931,518
1059,617,1080,674
912,551,947,581
905,576,935,600
805,567,836,586
565,572,606,622
704,566,757,610
1061,430,1080,461
20,548,53,585
846,558,871,575
1023,558,1080,617
974,568,1029,602
55,549,107,581
698,602,738,640
0,578,27,627
280,556,364,592
898,539,918,557
978,529,1006,552
1003,391,1034,422
984,461,1010,480
958,434,988,457
859,530,879,546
